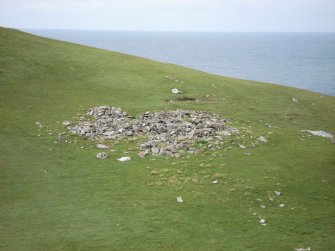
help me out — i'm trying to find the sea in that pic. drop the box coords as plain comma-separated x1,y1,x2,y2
24,29,335,96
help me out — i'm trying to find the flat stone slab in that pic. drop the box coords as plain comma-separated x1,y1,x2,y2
302,130,333,139
96,144,109,149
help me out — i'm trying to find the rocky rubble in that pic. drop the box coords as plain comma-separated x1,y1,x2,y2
69,106,237,157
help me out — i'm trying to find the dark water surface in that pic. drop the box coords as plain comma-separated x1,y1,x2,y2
25,29,335,96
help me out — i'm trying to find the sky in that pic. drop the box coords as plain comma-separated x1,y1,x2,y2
1,0,335,32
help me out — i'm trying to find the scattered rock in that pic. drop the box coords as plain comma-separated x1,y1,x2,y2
274,191,281,196
96,144,109,149
292,97,298,102
166,75,184,83
260,205,266,209
117,156,130,162
176,196,183,203
212,180,218,184
96,152,108,159
302,130,333,139
69,106,236,158
279,204,285,208
171,88,182,94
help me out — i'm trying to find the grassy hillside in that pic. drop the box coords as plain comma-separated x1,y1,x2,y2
0,27,334,250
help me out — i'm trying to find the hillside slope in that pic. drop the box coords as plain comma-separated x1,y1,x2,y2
0,27,334,250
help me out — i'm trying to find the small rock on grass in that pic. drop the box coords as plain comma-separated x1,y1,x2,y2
259,218,266,225
171,88,182,94
176,196,183,203
96,152,108,159
62,120,71,126
117,156,130,162
96,144,109,149
257,136,268,143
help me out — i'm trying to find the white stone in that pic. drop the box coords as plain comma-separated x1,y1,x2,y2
62,120,71,126
212,180,218,184
275,191,281,196
279,204,285,208
292,97,298,102
117,156,131,162
259,218,266,224
295,248,311,251
302,130,333,139
176,196,183,203
257,136,268,143
96,144,109,149
171,88,182,94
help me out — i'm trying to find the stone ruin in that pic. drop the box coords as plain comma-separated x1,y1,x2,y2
69,106,237,158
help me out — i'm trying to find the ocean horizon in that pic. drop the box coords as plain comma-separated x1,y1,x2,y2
24,29,335,96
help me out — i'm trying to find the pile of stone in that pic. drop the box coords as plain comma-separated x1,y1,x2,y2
69,106,236,157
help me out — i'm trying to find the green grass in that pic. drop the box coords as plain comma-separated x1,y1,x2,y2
0,27,334,250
